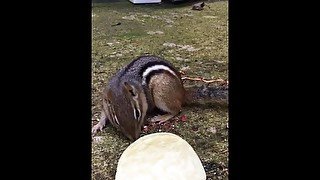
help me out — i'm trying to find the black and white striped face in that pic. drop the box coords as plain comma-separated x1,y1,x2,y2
104,81,148,141
121,81,148,140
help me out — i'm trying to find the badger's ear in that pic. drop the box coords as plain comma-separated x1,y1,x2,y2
123,81,138,97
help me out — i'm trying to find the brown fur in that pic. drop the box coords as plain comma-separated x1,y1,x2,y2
148,71,185,123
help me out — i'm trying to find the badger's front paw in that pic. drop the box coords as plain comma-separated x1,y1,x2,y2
92,123,105,136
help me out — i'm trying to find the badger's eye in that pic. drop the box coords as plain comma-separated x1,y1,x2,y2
129,89,136,97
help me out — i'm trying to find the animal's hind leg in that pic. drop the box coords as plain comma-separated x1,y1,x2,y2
148,73,185,123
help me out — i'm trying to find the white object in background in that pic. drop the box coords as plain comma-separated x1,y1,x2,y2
115,132,206,180
129,0,161,4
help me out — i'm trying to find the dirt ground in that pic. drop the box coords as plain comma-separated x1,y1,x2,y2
91,0,228,179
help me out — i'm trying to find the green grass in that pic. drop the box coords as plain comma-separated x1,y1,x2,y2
92,1,228,179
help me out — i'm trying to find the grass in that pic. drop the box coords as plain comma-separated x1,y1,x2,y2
92,0,228,179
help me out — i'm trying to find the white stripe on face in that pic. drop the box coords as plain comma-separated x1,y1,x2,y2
142,65,178,85
133,106,141,121
114,113,120,125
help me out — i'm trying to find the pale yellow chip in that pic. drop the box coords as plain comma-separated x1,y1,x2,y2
115,132,206,180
